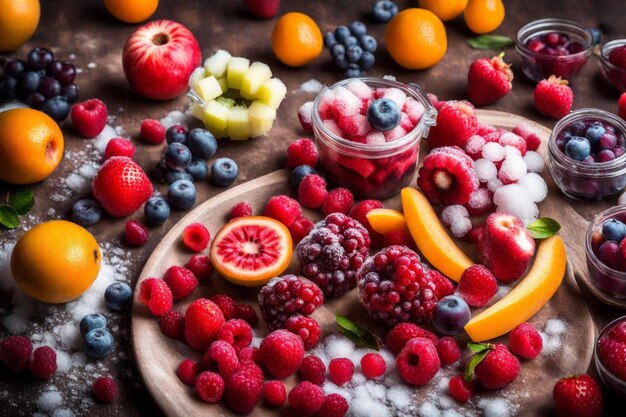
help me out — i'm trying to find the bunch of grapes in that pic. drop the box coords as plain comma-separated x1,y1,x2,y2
324,22,377,78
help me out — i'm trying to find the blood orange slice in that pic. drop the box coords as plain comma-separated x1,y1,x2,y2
210,216,292,287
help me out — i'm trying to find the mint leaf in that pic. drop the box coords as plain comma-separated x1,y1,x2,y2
8,189,34,215
465,350,489,382
468,35,514,50
527,217,561,239
336,315,380,350
0,206,20,229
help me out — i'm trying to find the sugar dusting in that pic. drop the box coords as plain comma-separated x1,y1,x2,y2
297,79,324,94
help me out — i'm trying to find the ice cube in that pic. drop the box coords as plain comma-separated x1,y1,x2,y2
450,217,472,238
403,97,425,125
518,172,548,203
365,131,386,145
498,153,527,184
383,125,407,141
318,90,335,120
399,112,413,131
383,87,406,109
346,79,374,100
323,119,344,137
465,135,487,159
338,114,372,137
441,205,469,227
487,178,503,192
324,333,355,359
504,144,522,158
493,184,538,223
482,142,505,162
524,151,545,173
473,158,497,183
332,86,361,118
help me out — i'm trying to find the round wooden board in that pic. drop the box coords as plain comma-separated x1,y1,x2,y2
132,110,596,417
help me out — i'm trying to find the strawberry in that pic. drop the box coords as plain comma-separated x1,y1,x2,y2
619,92,626,121
467,54,513,106
466,343,519,390
243,0,280,19
427,100,478,150
92,156,153,217
553,374,603,417
533,76,573,119
596,335,626,381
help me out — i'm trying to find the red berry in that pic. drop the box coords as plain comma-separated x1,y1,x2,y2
597,335,626,381
382,229,414,247
141,119,166,145
427,268,456,300
0,335,32,372
349,199,384,246
499,131,527,156
328,358,354,386
243,0,280,19
104,137,135,160
553,374,603,417
230,201,253,219
288,381,325,416
619,93,626,121
238,346,261,364
287,138,319,168
608,321,626,343
467,54,513,106
427,100,478,149
235,359,264,383
182,222,211,252
289,216,315,244
138,278,173,317
509,322,543,360
263,380,286,406
361,353,386,379
437,336,461,365
124,220,149,246
30,346,57,379
285,314,321,350
396,337,440,386
458,265,498,307
318,393,349,417
609,45,626,68
386,322,438,355
159,309,185,340
218,319,253,351
260,329,304,379
163,265,198,301
512,123,542,152
209,294,236,320
322,187,354,215
185,254,212,283
298,102,314,134
264,195,302,227
195,371,224,403
298,174,328,208
533,75,573,119
448,374,474,403
184,298,225,351
225,367,263,414
71,98,107,138
177,358,201,386
92,377,118,403
471,343,520,390
203,340,240,378
234,303,259,328
299,355,326,385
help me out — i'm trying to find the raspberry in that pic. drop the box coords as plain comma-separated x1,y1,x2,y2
263,380,286,406
184,298,225,351
104,138,135,160
427,100,477,149
264,195,302,227
533,75,573,119
322,188,354,215
226,368,263,414
357,245,438,326
159,309,185,340
234,303,259,328
195,371,224,403
467,54,513,106
498,132,527,156
458,264,498,307
299,355,326,385
235,359,264,383
71,98,107,138
141,118,166,144
437,336,461,365
287,138,319,168
91,377,118,403
238,346,261,364
285,314,321,350
288,381,325,416
448,374,474,403
0,335,32,372
297,213,370,297
298,102,314,134
512,123,542,152
596,336,626,381
396,337,440,386
608,321,626,343
218,319,253,351
289,216,315,244
182,223,210,252
349,199,384,246
385,322,438,355
185,254,212,283
298,174,328,208
209,294,236,320
361,353,386,379
471,343,520,390
328,358,354,386
203,340,240,378
318,393,349,417
230,201,253,219
30,346,57,380
163,266,198,301
177,358,201,386
427,268,456,300
509,322,543,360
125,220,149,246
258,274,324,330
260,329,304,378
138,278,173,317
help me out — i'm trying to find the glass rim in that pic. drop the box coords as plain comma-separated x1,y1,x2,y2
586,206,626,278
515,18,593,60
600,40,626,73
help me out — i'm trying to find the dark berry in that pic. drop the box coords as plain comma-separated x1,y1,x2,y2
185,158,208,181
586,124,606,144
55,62,77,85
343,36,358,47
164,169,193,185
72,198,102,226
3,59,27,78
564,136,591,161
39,76,61,98
105,282,133,312
83,329,114,358
367,98,401,131
344,64,361,78
334,26,351,43
42,96,70,121
349,21,367,37
359,34,377,53
164,142,192,170
211,157,238,187
372,0,398,23
431,295,471,336
168,179,197,210
187,128,217,159
19,71,41,94
28,47,54,70
324,32,337,48
166,124,188,144
0,76,18,98
290,165,317,189
79,313,107,336
144,196,171,225
61,83,79,103
330,44,346,61
358,51,375,70
602,219,626,241
346,45,363,63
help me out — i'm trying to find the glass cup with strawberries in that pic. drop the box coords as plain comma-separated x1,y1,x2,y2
599,39,626,92
594,316,626,398
312,78,436,200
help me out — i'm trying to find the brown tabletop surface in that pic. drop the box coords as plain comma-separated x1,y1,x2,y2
1,0,626,416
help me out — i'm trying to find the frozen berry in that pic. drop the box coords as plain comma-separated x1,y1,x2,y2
92,377,118,403
298,102,314,134
427,101,478,149
458,265,498,307
318,393,349,417
238,346,261,364
209,294,236,320
71,98,108,138
437,336,461,365
125,220,149,246
264,195,302,227
138,278,173,317
159,309,185,340
104,137,135,160
30,346,57,380
367,98,401,131
79,313,107,336
396,337,440,386
163,265,198,301
328,358,354,386
218,319,253,351
287,138,319,168
509,322,543,360
195,371,224,403
361,353,386,379
260,329,304,378
322,188,354,215
166,125,188,144
285,314,321,350
288,381,325,416
385,322,438,355
185,254,212,283
84,329,114,359
263,380,286,406
432,295,471,336
289,216,315,244
225,367,263,414
230,201,253,219
184,298,225,351
177,358,201,386
182,222,211,252
140,119,166,144
234,303,259,328
448,374,473,403
298,174,328,208
203,340,240,378
299,355,326,385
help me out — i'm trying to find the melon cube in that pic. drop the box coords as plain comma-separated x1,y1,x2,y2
190,103,204,120
338,114,371,137
227,57,250,90
213,127,229,139
227,106,250,140
216,77,228,93
346,79,373,100
204,49,232,78
256,78,287,109
216,96,236,108
403,97,425,125
188,67,206,89
241,62,272,100
203,100,229,132
195,76,223,101
332,86,361,119
249,100,276,137
383,88,407,109
322,119,344,138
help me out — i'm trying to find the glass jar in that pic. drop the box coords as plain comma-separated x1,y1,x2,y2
594,316,626,398
599,39,626,92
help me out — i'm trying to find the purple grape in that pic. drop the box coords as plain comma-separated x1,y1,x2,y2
39,77,62,98
28,47,55,70
61,83,79,103
597,149,616,162
46,60,63,77
55,62,76,85
0,76,18,99
2,59,27,78
431,295,471,336
25,92,46,110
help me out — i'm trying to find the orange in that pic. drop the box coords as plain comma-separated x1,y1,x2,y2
419,0,467,22
464,0,505,34
11,220,102,304
0,108,64,185
385,8,447,70
0,0,40,52
366,209,407,235
271,12,323,67
103,0,158,24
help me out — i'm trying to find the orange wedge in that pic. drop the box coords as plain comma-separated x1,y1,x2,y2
401,187,473,281
366,208,407,235
465,235,567,342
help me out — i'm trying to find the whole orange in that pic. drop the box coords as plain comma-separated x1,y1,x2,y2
103,0,158,24
0,108,64,185
0,0,40,52
385,8,447,70
271,12,323,67
11,220,101,304
419,0,467,22
464,0,505,34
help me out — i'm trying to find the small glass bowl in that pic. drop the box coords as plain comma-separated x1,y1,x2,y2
515,18,593,82
548,108,626,200
599,39,626,92
594,316,626,397
312,78,437,200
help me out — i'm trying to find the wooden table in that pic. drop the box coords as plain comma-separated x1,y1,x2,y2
1,0,625,415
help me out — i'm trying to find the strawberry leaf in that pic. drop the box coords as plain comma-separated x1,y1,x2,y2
467,342,491,354
468,35,514,50
0,205,20,229
527,217,561,239
336,315,380,351
8,189,34,215
465,349,489,382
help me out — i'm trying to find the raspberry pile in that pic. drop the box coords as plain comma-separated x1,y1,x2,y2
597,319,626,382
0,336,57,380
324,22,377,78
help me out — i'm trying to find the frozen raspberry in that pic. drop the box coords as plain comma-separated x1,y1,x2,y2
465,188,494,217
298,174,328,208
361,353,386,379
260,329,304,378
288,381,325,416
230,201,253,219
427,100,477,149
238,346,261,364
287,138,319,168
396,337,440,386
0,335,32,372
226,369,263,414
218,319,253,351
437,336,461,365
328,358,354,386
318,393,349,417
471,343,520,390
182,223,210,252
289,216,315,244
322,188,354,215
234,303,259,328
177,358,201,386
264,195,302,227
125,220,149,246
297,213,370,297
163,265,198,301
203,340,240,378
458,265,498,307
596,336,626,381
209,294,236,320
509,322,543,360
159,309,185,340
185,254,212,283
104,138,136,160
385,322,438,355
298,102,314,134
299,355,326,385
184,298,225,351
350,199,384,246
427,268,456,300
448,374,474,403
512,123,542,152
264,380,286,406
195,371,224,403
92,377,118,403
499,132,527,156
418,146,479,206
30,346,57,380
284,314,321,350
138,278,173,317
141,118,166,144
71,98,107,138
258,274,324,330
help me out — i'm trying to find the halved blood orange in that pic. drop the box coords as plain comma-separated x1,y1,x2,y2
210,216,292,287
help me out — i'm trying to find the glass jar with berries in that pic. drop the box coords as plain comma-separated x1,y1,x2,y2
594,316,626,397
599,39,626,92
312,77,437,200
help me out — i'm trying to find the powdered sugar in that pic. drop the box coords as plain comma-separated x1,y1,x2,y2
298,79,324,94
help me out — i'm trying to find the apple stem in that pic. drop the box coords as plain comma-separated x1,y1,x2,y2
152,33,169,46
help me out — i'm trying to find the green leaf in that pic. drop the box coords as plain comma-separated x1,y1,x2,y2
468,35,514,50
8,189,34,215
527,217,561,239
0,205,20,229
465,350,489,382
467,342,491,354
336,315,381,351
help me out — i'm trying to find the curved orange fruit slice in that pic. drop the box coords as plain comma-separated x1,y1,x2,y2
210,216,292,287
465,235,566,342
366,208,407,235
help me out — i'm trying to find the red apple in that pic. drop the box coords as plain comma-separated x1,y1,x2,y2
122,20,201,101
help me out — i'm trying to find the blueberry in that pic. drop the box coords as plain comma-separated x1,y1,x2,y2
367,98,401,131
42,96,70,121
187,128,217,159
346,45,363,63
343,36,358,47
290,165,317,189
358,52,375,70
19,71,41,94
83,328,114,359
602,219,626,242
570,121,586,137
164,142,192,170
39,76,61,98
335,55,350,70
590,28,602,45
585,124,606,144
359,35,377,53
25,92,46,109
431,295,471,336
185,158,208,181
3,59,27,78
349,21,368,37
164,169,193,185
334,26,351,43
211,157,238,187
165,125,188,145
105,282,133,312
168,179,197,210
330,44,346,60
28,47,54,70
372,0,398,23
324,32,337,48
72,199,102,226
564,136,591,161
144,196,171,225
61,83,79,103
79,313,107,336
0,76,18,98
344,64,362,78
